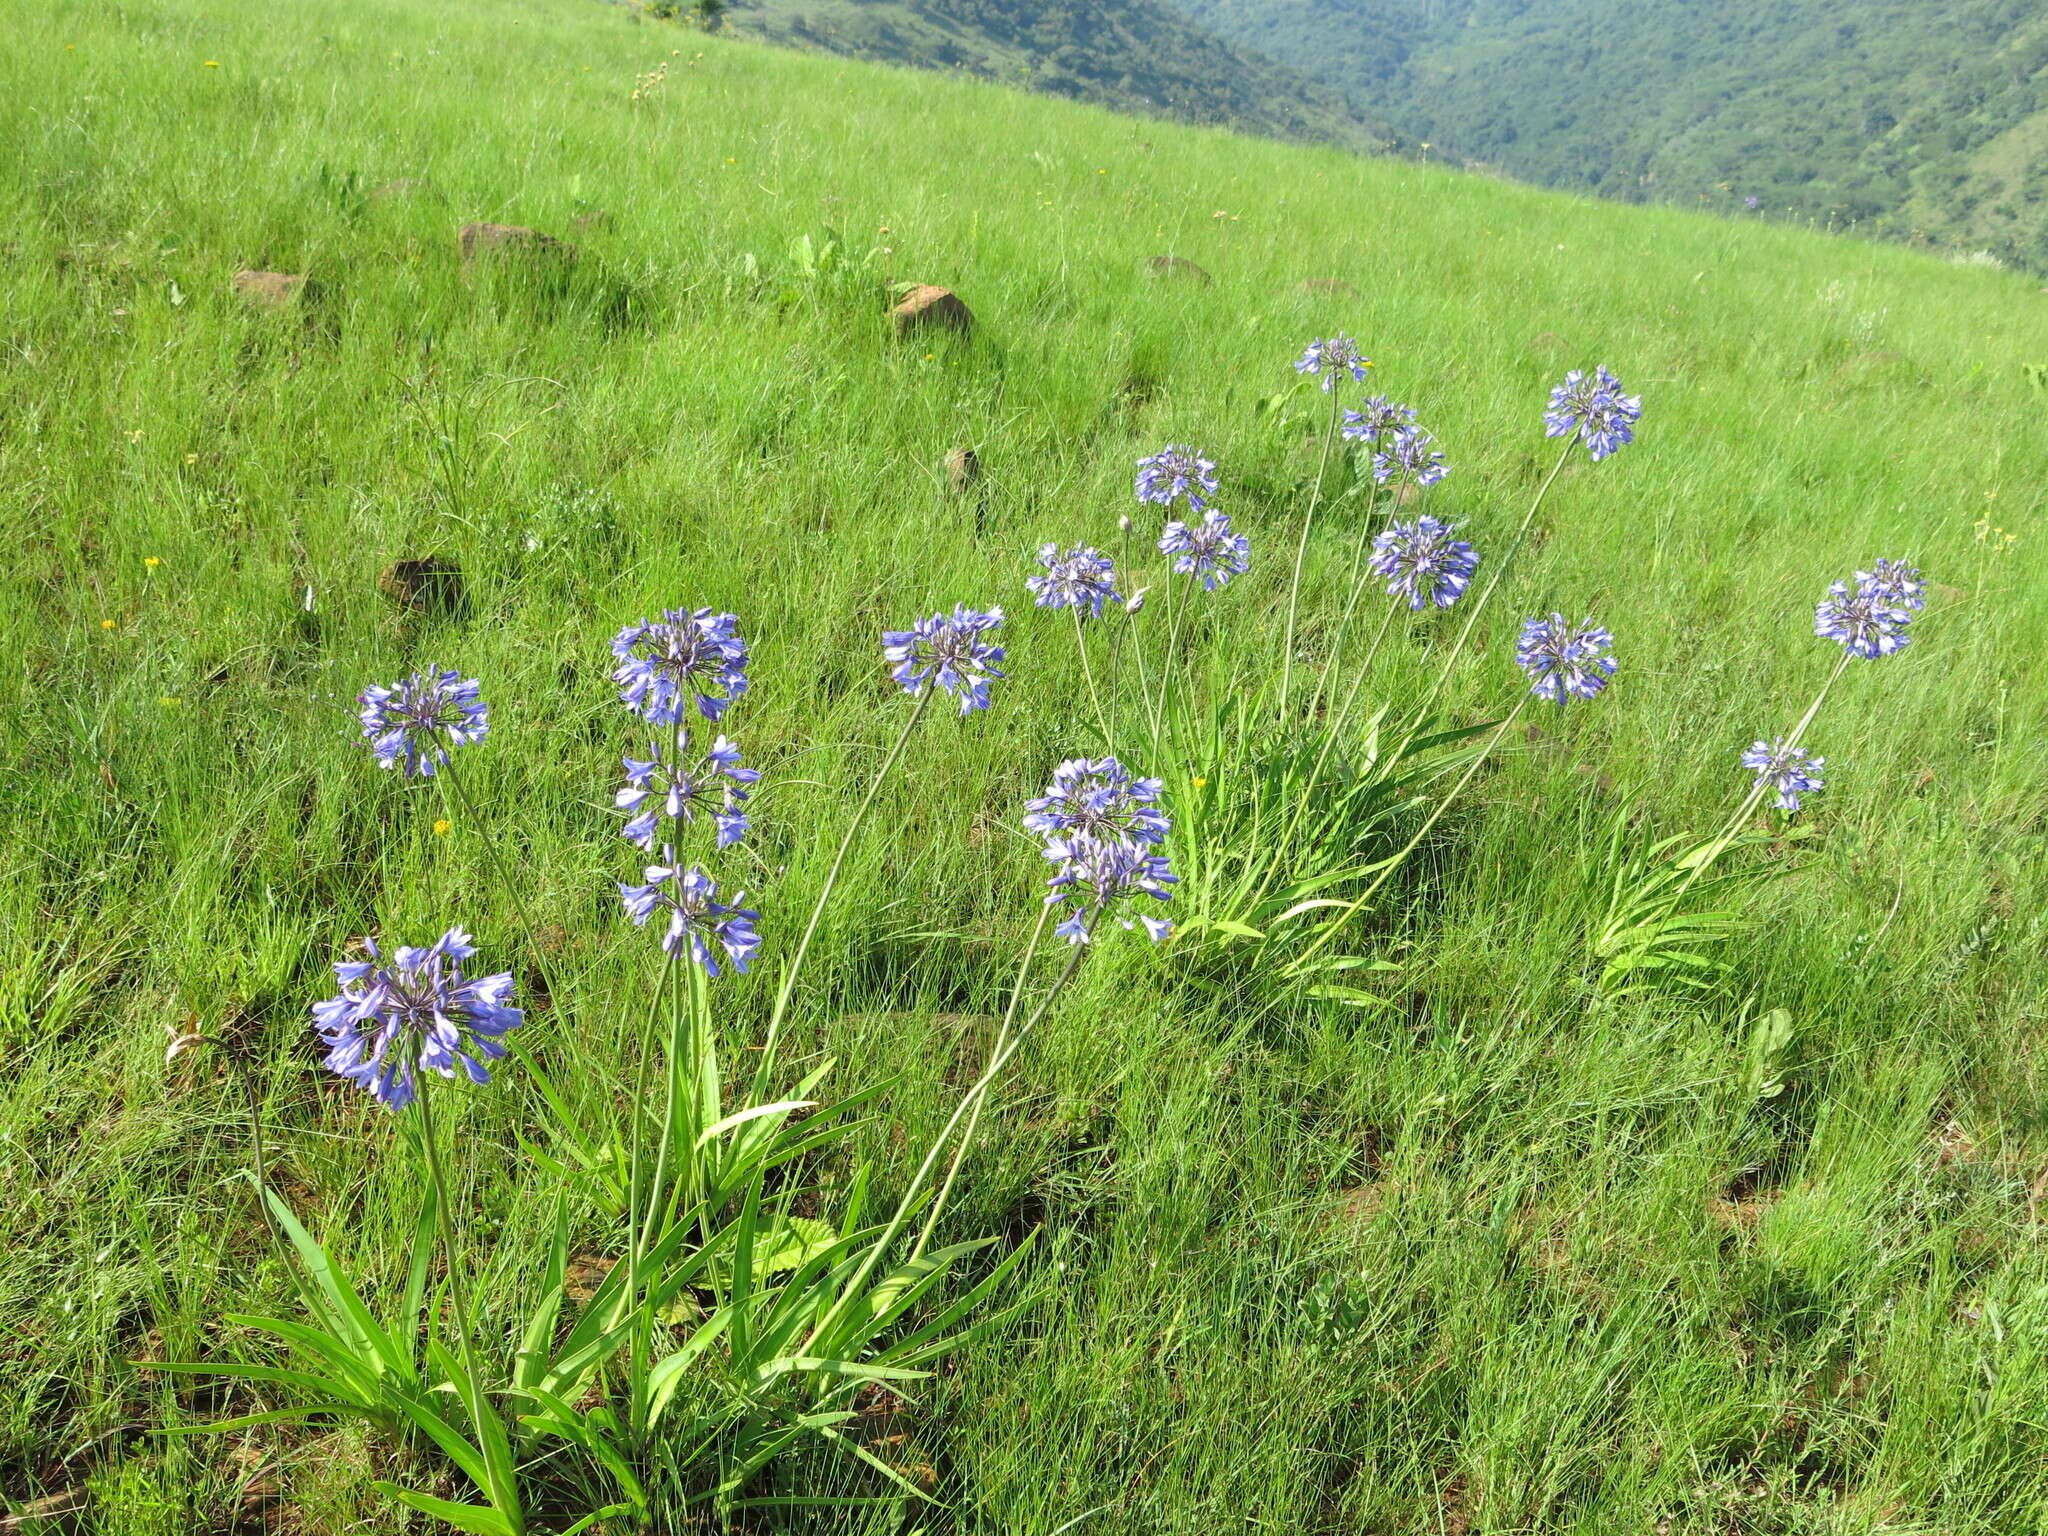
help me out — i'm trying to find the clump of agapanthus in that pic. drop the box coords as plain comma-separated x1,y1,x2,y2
1340,395,1416,446
1543,366,1642,461
1815,575,1912,659
882,605,1007,713
1369,516,1479,610
610,608,750,725
1857,558,1925,612
1373,426,1450,487
1023,757,1169,847
1041,834,1176,945
357,668,488,778
1027,544,1121,618
616,735,759,851
311,929,523,1111
1741,739,1825,813
619,853,760,976
1135,445,1219,513
1295,334,1372,391
1516,614,1617,703
1159,510,1250,591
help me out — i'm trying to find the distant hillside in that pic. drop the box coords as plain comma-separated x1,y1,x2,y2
721,0,1391,151
1171,0,2048,271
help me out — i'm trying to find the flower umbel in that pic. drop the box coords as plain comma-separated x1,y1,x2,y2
882,605,1007,712
1373,426,1450,487
619,855,761,976
357,668,488,778
1026,544,1121,618
1158,510,1251,591
311,929,523,1111
1741,739,1826,812
1042,833,1176,945
1294,334,1372,391
610,608,750,725
1543,366,1642,460
1515,614,1618,703
1023,757,1170,848
1369,516,1480,610
1340,395,1417,446
1856,558,1925,612
1135,445,1220,513
616,735,760,851
1815,577,1912,659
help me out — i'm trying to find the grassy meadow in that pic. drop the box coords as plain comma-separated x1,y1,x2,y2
4,0,2048,1530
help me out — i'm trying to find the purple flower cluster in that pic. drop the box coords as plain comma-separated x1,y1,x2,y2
1135,445,1219,513
883,605,1007,713
312,929,523,1110
1027,755,1175,945
357,668,488,778
1023,757,1169,847
1340,396,1417,446
1159,510,1251,591
620,852,761,976
1543,367,1641,461
1373,426,1450,487
611,609,750,725
1027,544,1121,618
1516,614,1617,704
1295,334,1372,391
1369,517,1479,610
1741,739,1825,813
1815,561,1918,659
616,736,758,852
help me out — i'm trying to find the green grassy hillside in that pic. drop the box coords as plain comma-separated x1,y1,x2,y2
4,0,2048,1530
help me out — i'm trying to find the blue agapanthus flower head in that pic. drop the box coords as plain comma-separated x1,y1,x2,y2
357,668,488,778
1543,366,1642,460
1042,833,1176,946
1340,395,1417,446
1369,516,1479,610
1516,614,1617,704
1373,426,1450,487
1026,544,1121,618
1745,195,1762,211
1815,576,1911,659
1023,756,1170,848
619,854,760,976
1135,445,1219,513
1294,334,1372,391
610,609,749,726
616,734,760,852
311,928,523,1111
1741,738,1825,813
1856,558,1925,612
1158,510,1250,591
882,605,1006,713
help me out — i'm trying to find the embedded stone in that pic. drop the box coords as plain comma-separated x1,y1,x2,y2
1145,255,1212,285
890,284,972,338
232,270,307,308
377,556,465,617
458,222,576,264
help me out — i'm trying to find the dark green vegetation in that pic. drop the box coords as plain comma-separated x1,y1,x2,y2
5,0,2048,1529
1176,0,2048,269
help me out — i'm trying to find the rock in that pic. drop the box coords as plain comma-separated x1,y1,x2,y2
890,284,972,338
571,209,612,232
232,270,308,308
1298,278,1357,297
944,447,980,493
1145,255,1212,285
378,557,465,617
458,222,576,265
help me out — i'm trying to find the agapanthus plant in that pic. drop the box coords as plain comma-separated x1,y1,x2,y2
1815,577,1912,659
1741,739,1826,812
616,735,759,851
882,605,1006,713
1027,544,1121,617
1340,395,1417,446
1373,426,1450,487
1159,510,1251,591
311,928,523,1110
1516,614,1618,703
1042,833,1176,945
1369,516,1479,610
1295,334,1372,391
1023,757,1169,847
1543,367,1642,460
357,668,488,778
611,608,750,724
619,854,761,976
1135,445,1219,513
1856,558,1925,612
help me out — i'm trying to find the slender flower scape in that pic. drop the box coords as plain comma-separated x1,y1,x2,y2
1042,834,1176,945
619,853,760,976
1135,445,1220,513
1741,739,1826,813
883,605,1007,713
1369,516,1480,610
1516,614,1618,703
610,608,750,725
1815,574,1913,659
1373,426,1450,486
1857,558,1925,612
1340,395,1417,446
1294,334,1372,391
1023,757,1170,847
1158,510,1251,591
616,736,759,851
357,668,488,778
1027,544,1121,618
311,929,523,1110
1543,366,1643,460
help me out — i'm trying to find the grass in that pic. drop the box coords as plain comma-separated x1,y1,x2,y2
2,0,2048,1529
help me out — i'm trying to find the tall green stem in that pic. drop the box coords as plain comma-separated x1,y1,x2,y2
1278,387,1345,720
1307,469,1401,723
436,754,567,1017
1072,607,1114,750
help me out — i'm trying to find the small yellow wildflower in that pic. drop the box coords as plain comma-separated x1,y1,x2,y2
160,696,183,707
433,818,452,836
101,619,117,631
126,429,144,443
1191,776,1208,790
144,556,161,569
184,452,198,464
203,60,219,68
